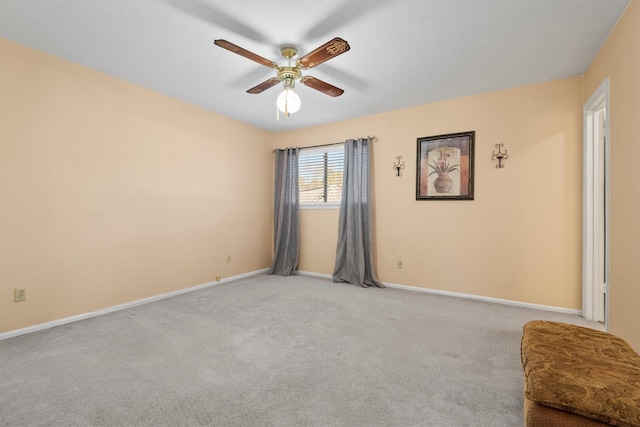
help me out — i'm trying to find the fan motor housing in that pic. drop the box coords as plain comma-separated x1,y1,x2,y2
278,66,301,81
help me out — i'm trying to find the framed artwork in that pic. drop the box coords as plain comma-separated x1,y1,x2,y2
416,131,475,200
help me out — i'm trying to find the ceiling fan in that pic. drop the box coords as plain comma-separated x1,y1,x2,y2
213,37,350,117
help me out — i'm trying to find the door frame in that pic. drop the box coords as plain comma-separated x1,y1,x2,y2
583,78,610,327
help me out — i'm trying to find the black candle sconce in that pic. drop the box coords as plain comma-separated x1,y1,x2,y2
393,156,405,177
491,144,508,168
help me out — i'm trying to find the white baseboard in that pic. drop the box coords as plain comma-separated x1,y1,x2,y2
0,268,269,341
297,271,582,316
2,269,582,341
298,271,332,280
383,282,582,315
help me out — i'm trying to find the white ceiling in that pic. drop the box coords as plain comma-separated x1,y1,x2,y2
0,0,630,132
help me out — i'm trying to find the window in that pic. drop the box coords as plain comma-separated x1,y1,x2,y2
299,144,344,207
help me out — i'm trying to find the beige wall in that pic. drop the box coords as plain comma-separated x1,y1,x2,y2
584,1,640,350
276,76,584,309
0,39,273,333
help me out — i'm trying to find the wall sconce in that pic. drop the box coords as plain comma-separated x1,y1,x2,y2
393,156,405,177
491,144,508,168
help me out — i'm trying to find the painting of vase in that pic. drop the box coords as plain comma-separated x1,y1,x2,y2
416,131,474,200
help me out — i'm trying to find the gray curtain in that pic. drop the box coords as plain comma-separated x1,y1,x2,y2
333,138,384,288
267,147,300,276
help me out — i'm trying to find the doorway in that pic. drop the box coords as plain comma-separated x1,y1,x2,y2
583,78,610,327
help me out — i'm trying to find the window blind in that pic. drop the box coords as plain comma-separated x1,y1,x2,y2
298,145,344,205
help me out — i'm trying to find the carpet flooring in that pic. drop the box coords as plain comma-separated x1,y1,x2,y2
0,274,601,426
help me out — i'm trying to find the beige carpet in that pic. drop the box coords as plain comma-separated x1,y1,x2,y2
0,274,600,426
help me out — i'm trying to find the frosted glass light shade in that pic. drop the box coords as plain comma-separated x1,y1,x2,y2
276,88,301,114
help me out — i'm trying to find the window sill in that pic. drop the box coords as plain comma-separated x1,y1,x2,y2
300,203,341,210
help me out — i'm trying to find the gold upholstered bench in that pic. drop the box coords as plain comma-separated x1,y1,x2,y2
521,320,640,427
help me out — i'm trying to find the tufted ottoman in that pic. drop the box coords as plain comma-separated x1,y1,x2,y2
521,320,640,426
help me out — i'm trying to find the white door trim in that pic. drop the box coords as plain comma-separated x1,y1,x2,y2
583,78,610,327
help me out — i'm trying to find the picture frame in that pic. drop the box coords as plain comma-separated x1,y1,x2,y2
416,131,475,200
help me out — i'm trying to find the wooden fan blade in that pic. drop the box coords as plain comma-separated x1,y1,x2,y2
247,77,281,94
296,37,350,69
299,76,344,97
214,39,278,69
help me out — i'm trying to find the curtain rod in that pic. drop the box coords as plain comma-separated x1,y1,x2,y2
273,135,378,152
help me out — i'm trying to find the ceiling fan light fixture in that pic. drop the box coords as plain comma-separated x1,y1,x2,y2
276,87,301,116
214,37,350,117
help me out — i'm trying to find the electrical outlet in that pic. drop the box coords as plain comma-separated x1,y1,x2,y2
226,255,231,263
397,258,403,269
14,288,26,302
